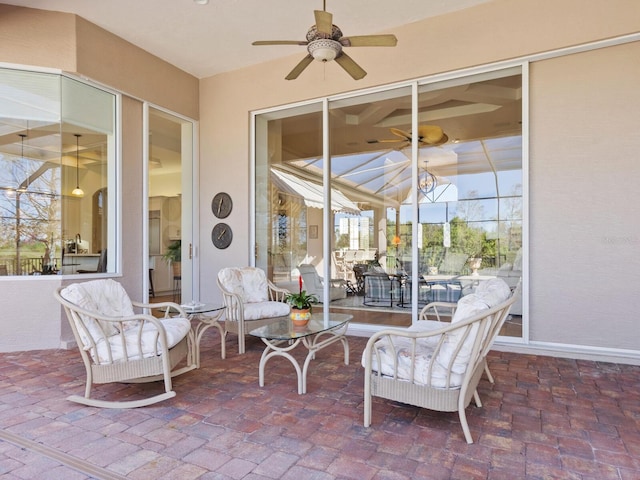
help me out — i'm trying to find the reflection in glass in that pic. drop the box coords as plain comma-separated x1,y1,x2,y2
0,69,115,275
254,66,523,334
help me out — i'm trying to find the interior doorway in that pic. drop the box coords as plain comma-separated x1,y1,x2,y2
147,107,194,303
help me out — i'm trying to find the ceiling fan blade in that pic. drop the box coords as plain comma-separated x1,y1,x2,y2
314,10,333,36
252,40,308,46
335,52,366,80
389,128,411,140
285,55,314,80
340,35,398,47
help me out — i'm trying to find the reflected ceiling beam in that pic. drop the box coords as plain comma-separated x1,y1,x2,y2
454,83,522,104
375,103,502,127
330,104,399,127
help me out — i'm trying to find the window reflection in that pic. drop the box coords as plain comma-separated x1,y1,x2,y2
254,67,523,333
0,69,115,275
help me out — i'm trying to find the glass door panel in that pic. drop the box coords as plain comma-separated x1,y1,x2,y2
255,103,323,292
254,66,523,336
148,107,193,303
328,87,413,325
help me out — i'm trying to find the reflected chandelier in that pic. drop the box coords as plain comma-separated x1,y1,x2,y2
418,170,437,196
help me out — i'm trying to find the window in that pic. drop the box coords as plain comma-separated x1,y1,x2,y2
0,68,116,276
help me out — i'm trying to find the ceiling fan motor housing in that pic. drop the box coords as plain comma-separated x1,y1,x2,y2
307,39,342,62
306,24,343,42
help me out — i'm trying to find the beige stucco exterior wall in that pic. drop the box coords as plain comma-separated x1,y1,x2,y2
529,42,640,349
0,0,638,358
0,5,198,351
198,0,640,356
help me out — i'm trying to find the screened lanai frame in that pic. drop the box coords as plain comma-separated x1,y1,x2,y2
251,61,529,341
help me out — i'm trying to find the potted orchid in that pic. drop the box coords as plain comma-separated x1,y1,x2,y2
286,276,318,325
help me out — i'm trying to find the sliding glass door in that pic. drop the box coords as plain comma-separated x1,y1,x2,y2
254,66,524,336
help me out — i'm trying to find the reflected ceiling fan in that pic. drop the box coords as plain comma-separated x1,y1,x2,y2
369,125,449,148
252,1,397,80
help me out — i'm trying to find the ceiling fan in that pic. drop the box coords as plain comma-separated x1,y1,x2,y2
252,1,397,81
369,125,449,148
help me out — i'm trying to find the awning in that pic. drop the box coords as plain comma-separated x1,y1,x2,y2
271,169,360,215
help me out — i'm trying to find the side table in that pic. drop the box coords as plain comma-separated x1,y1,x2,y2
181,302,226,365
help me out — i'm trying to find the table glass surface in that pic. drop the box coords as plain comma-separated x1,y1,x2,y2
249,313,352,341
179,302,224,314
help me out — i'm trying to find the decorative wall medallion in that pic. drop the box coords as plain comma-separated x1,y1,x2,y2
212,192,232,219
212,222,233,249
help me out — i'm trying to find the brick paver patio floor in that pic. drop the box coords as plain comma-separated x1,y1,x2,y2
0,331,639,479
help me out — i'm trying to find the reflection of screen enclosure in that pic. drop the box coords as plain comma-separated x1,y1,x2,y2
254,66,522,320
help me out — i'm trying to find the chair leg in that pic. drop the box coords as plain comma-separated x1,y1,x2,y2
484,363,495,383
458,405,474,444
363,375,372,427
237,320,245,354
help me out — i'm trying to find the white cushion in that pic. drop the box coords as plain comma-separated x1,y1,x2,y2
243,301,290,320
362,335,460,388
61,279,135,343
93,317,191,364
240,267,269,303
218,267,270,303
474,277,511,307
437,294,489,374
218,267,247,302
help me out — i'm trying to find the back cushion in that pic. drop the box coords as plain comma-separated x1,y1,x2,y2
61,279,134,342
437,294,489,374
218,267,247,302
474,278,511,307
241,267,269,303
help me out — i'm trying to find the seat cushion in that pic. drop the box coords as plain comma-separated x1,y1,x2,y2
243,301,290,320
93,317,191,364
363,334,461,388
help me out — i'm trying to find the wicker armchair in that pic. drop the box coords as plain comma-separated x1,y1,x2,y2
55,279,196,408
217,267,290,354
362,278,515,443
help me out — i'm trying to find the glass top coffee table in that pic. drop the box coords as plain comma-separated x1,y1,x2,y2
249,312,352,394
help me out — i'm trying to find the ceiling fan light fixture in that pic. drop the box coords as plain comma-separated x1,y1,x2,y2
307,39,341,62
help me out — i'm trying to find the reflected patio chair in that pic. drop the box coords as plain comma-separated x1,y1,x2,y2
298,264,347,302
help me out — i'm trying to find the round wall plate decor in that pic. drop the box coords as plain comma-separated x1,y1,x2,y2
212,192,232,219
212,222,233,249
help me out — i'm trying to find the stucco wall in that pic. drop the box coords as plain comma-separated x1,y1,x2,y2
1,0,639,357
0,5,198,351
529,42,640,349
197,0,640,355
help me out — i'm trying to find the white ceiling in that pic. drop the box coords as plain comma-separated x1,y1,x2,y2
4,0,492,78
